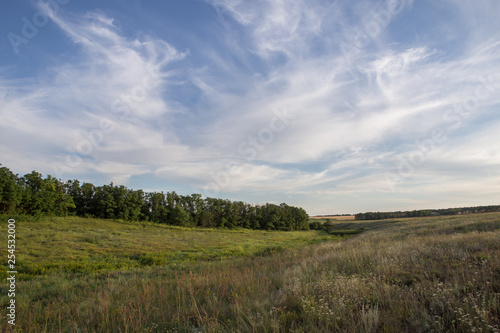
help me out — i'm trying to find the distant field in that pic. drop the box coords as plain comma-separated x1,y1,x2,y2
1,213,499,332
310,215,356,220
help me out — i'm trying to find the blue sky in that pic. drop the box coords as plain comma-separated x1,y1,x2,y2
1,0,500,215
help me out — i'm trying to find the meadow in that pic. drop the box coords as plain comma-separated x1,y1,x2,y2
1,213,499,332
0,216,329,279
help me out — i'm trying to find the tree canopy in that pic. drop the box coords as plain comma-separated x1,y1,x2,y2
0,163,309,231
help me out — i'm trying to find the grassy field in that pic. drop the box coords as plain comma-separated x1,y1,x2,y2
1,213,500,332
0,215,331,279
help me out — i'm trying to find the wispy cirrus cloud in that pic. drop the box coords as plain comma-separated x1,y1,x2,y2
188,0,500,212
1,5,188,183
1,0,499,214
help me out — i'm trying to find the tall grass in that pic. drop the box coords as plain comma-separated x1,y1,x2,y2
1,213,499,332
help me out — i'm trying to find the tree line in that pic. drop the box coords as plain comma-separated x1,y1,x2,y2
355,205,500,220
0,164,309,230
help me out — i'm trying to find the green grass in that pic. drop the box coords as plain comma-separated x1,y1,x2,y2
0,215,332,278
1,213,500,332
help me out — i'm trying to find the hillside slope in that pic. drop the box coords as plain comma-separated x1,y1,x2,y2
1,213,499,332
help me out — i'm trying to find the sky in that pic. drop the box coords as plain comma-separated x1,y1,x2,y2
1,0,499,215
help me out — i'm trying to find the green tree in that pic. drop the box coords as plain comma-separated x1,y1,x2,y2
18,171,74,216
170,205,191,226
20,171,45,215
80,182,96,217
147,192,169,223
198,210,216,227
125,189,145,221
1,163,314,231
0,164,22,214
93,184,116,219
50,176,75,215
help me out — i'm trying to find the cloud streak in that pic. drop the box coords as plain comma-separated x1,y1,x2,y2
1,0,499,214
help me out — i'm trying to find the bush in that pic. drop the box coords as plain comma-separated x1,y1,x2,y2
309,221,322,230
323,220,335,232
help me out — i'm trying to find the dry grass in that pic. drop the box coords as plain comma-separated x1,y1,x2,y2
1,213,499,332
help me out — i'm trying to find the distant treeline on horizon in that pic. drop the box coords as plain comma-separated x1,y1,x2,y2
0,163,309,231
355,205,500,220
313,214,353,217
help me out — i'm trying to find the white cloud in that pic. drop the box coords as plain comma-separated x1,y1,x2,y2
209,0,325,58
1,0,500,214
1,8,189,182
190,0,500,212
